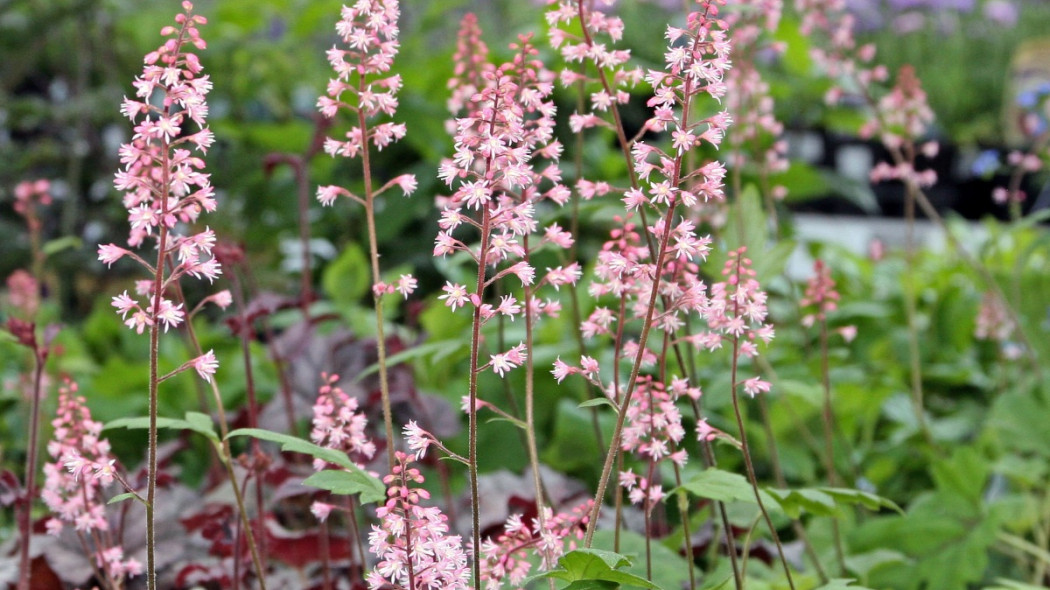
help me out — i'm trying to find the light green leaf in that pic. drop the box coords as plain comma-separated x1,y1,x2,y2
302,470,386,504
354,340,457,383
525,549,663,590
226,428,385,504
107,492,143,506
42,236,82,257
766,487,839,518
104,413,219,443
578,397,617,410
814,579,876,590
675,468,778,508
984,578,1050,590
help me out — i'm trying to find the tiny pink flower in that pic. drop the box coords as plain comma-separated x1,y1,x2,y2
396,274,417,299
403,420,431,460
742,377,771,398
111,291,137,318
311,501,334,523
192,350,219,382
209,289,233,309
97,244,128,267
317,184,343,206
393,174,418,196
551,358,574,383
439,281,470,312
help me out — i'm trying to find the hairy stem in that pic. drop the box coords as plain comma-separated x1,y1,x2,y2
357,90,397,471
16,349,45,590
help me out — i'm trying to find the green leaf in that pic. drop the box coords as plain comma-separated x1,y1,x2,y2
225,428,385,504
107,492,143,506
843,549,910,580
820,488,904,515
766,486,901,519
578,397,617,410
525,549,663,590
814,579,876,590
104,413,219,443
765,487,839,518
984,578,1050,590
987,388,1050,457
183,411,220,442
322,243,370,308
590,529,699,590
302,470,386,504
41,235,82,257
675,468,778,508
930,446,988,505
354,340,457,383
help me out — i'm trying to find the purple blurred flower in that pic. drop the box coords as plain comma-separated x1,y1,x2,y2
983,0,1018,26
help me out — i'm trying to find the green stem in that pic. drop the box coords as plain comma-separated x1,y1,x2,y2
819,319,846,573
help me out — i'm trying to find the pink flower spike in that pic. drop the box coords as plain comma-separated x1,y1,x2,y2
192,349,219,382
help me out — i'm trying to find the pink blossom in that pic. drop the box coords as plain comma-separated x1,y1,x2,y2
396,274,417,299
317,185,344,206
97,244,128,267
43,380,139,581
551,357,574,383
439,282,470,312
489,343,526,377
403,420,432,460
311,501,334,523
192,350,219,382
742,376,771,397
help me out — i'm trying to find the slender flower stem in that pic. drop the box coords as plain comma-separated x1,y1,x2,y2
756,395,830,584
353,83,400,472
228,270,268,571
522,274,550,529
818,319,846,573
727,320,796,590
467,201,493,586
699,440,743,590
16,349,45,590
584,199,679,546
902,182,935,448
143,145,173,590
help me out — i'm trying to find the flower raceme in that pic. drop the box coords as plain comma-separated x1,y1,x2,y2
42,380,142,584
367,452,470,590
310,373,376,471
315,0,418,300
435,32,576,377
98,1,220,379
